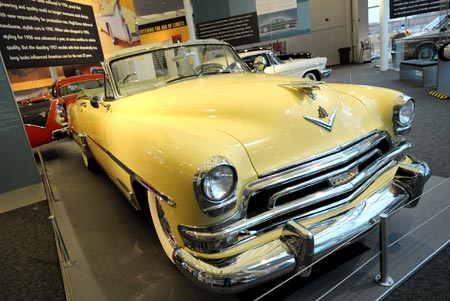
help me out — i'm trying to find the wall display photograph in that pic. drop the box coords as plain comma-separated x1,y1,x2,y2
66,40,430,293
97,0,140,46
0,53,41,193
193,0,311,46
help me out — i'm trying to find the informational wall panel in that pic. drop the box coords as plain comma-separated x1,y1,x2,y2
389,0,448,19
0,0,103,69
0,53,41,194
193,0,310,46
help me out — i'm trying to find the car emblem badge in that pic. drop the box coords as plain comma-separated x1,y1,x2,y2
318,106,329,118
304,107,337,131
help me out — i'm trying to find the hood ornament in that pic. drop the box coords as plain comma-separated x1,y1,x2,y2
279,81,324,100
304,107,337,131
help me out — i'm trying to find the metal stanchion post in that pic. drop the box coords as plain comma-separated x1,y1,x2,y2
375,213,394,286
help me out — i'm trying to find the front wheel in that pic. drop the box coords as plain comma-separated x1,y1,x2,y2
149,192,176,262
304,71,319,81
415,45,436,60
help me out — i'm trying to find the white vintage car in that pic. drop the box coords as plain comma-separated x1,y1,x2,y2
239,49,332,81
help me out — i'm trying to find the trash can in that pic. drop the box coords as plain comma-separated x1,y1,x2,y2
338,47,351,65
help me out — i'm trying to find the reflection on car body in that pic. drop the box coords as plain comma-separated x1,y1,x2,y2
67,39,430,293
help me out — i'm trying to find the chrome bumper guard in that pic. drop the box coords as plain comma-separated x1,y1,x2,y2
173,157,430,294
320,68,332,78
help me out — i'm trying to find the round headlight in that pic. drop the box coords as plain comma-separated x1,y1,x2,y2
393,94,415,136
398,99,415,126
194,156,238,217
202,165,236,202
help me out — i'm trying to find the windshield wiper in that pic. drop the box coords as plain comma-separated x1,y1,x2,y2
199,69,232,75
166,74,198,84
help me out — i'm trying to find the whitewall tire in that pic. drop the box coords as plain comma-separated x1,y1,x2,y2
148,192,176,263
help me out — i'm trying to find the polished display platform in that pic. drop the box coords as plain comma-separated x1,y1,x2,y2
37,138,449,301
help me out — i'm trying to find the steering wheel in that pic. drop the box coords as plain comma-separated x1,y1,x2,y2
194,63,224,74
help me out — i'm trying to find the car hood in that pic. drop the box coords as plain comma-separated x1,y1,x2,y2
122,74,381,176
400,29,442,40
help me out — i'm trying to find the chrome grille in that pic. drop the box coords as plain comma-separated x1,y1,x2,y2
242,131,403,223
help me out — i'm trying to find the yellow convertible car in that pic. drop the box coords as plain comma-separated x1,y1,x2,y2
69,40,430,293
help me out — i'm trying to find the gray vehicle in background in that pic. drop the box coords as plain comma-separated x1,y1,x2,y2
394,14,450,60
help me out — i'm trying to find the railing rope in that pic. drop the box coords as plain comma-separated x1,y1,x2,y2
49,215,72,266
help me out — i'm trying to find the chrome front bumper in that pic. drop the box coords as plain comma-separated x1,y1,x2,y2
173,157,430,294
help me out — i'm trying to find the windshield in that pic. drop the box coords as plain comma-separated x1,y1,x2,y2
269,52,284,65
109,43,249,96
422,15,449,32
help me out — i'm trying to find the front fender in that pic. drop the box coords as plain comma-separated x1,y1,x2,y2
104,119,258,245
325,83,405,141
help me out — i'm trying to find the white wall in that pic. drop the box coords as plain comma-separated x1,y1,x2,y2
286,0,352,65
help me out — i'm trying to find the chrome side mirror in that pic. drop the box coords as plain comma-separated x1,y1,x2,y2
91,95,111,109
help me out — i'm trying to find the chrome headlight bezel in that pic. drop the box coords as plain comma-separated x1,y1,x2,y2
393,94,415,136
193,156,238,217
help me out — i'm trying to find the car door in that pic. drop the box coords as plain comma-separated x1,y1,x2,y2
78,96,113,170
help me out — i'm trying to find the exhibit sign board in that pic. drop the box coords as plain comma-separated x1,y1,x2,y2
197,13,260,46
139,16,187,35
389,0,449,19
193,0,310,46
0,53,41,194
0,0,104,69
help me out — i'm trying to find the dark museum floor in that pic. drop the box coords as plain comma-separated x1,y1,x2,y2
1,63,449,300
